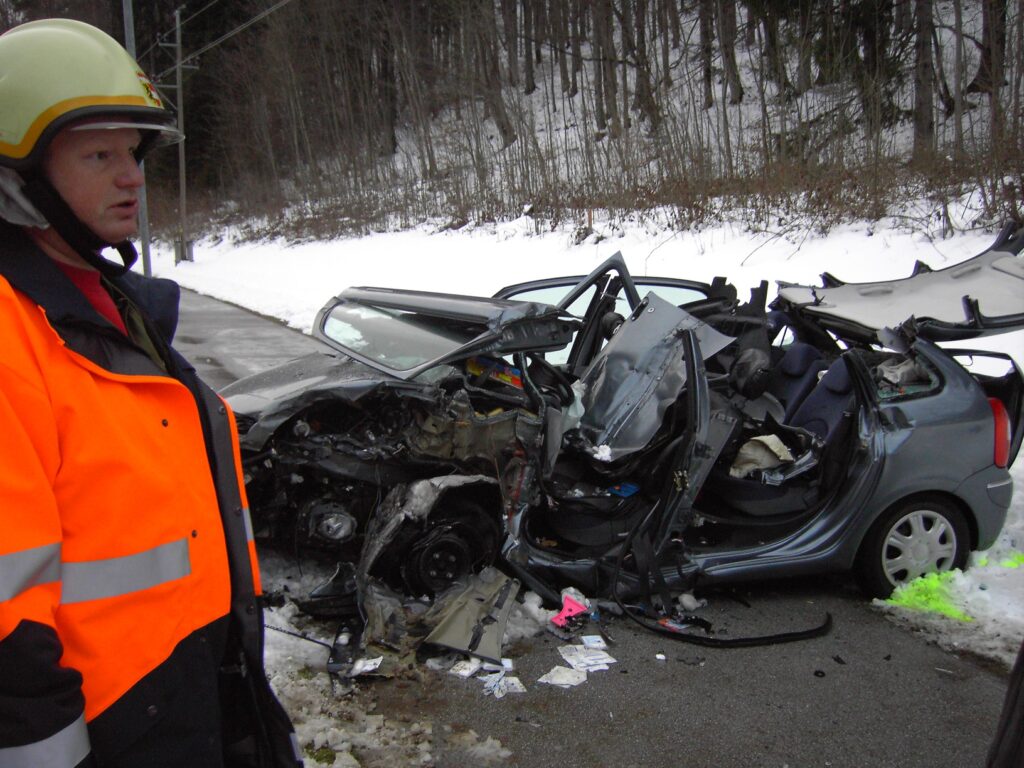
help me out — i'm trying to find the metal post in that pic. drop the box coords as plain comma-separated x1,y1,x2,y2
122,0,154,276
174,6,191,263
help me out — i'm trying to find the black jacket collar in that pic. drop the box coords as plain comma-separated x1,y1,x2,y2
0,220,180,343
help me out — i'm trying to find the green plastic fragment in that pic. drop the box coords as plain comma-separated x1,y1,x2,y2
885,571,972,622
976,555,990,568
998,552,1024,569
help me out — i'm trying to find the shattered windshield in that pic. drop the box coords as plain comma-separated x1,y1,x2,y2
322,302,483,371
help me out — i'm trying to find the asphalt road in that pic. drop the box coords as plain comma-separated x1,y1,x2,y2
176,288,1011,768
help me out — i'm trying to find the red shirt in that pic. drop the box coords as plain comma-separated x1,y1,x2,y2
53,260,128,335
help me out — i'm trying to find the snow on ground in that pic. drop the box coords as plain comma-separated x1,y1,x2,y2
141,216,1022,761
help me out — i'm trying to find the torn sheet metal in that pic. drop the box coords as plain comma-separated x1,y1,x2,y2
423,567,521,664
404,389,543,463
577,292,732,461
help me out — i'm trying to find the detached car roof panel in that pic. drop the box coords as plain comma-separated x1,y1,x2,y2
776,230,1024,342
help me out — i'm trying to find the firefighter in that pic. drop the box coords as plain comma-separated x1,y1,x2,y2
0,18,301,767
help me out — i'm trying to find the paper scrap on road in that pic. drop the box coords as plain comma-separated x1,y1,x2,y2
348,656,383,677
558,644,617,672
450,657,484,678
538,666,587,687
480,672,527,699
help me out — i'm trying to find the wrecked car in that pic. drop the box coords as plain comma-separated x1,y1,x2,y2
223,225,1024,625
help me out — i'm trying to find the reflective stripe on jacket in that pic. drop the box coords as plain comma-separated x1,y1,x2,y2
0,224,300,767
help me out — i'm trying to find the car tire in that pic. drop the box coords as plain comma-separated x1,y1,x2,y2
856,496,970,599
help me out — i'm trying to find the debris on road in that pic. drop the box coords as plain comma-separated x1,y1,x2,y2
537,667,587,688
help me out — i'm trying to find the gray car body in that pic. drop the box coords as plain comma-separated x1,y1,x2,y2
223,228,1023,602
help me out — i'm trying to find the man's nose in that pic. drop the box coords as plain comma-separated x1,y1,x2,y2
117,154,145,188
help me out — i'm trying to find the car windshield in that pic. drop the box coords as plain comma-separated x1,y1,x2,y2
322,302,483,371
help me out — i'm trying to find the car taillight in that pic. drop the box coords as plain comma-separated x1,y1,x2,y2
988,398,1011,469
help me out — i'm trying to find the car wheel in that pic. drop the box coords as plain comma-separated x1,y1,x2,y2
398,499,501,596
856,497,969,599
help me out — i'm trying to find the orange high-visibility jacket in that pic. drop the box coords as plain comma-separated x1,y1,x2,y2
0,224,300,767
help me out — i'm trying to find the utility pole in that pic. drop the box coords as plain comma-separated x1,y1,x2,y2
174,6,191,263
122,0,154,276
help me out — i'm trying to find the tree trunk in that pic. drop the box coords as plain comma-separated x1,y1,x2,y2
952,0,964,157
913,0,935,159
966,0,1008,95
894,0,913,34
932,25,956,118
759,4,794,99
796,0,813,95
660,0,672,87
481,0,517,147
699,0,715,108
522,0,536,94
532,0,545,65
501,0,519,87
570,0,582,96
717,0,743,103
668,0,682,47
598,0,621,136
551,0,571,93
379,23,399,155
593,0,608,131
623,0,661,127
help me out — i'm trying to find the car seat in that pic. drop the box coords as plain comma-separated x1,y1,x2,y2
702,358,855,517
787,358,854,442
766,342,829,421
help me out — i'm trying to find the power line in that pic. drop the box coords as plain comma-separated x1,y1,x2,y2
180,0,221,29
154,0,298,80
137,0,221,63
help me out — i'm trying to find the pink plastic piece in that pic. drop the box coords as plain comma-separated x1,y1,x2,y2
551,595,589,627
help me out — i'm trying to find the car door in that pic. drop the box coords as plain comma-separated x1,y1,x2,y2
493,252,718,375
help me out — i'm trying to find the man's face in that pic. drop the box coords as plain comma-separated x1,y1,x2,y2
43,125,144,244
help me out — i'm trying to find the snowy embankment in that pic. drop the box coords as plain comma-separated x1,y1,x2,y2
146,216,1023,671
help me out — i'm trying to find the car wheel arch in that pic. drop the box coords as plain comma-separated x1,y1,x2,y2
854,491,975,598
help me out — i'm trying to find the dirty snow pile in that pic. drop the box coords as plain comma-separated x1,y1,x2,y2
258,551,521,766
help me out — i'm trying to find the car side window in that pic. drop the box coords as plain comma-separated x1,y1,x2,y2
498,286,593,365
504,283,708,366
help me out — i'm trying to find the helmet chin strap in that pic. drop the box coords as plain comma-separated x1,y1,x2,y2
20,173,138,277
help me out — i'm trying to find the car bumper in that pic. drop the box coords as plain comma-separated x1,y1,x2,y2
956,465,1013,550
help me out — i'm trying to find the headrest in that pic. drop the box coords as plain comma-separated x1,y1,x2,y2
821,360,851,394
779,343,821,376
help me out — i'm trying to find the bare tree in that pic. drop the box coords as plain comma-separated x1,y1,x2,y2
717,0,744,103
966,0,1008,94
913,0,935,158
699,0,715,108
500,0,520,87
952,0,966,156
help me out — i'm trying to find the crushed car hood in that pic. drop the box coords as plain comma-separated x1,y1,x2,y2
221,351,423,448
776,227,1024,343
